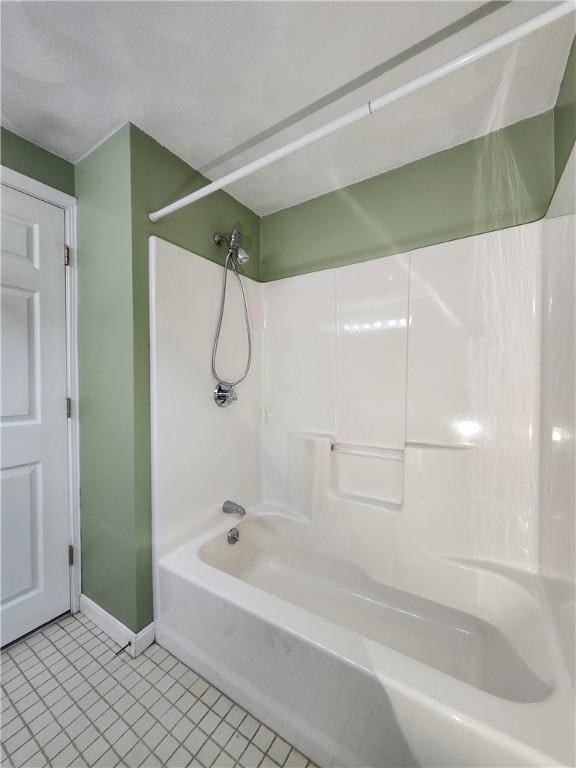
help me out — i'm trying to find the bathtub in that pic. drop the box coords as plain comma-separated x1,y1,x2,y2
156,509,574,767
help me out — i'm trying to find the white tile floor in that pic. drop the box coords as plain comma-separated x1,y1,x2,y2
1,614,317,768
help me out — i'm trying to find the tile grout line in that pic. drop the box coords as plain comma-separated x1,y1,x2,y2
5,620,148,765
1,655,53,767
35,621,188,765
7,624,126,766
2,615,315,768
8,626,225,768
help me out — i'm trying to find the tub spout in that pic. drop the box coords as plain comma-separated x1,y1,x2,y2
222,500,246,517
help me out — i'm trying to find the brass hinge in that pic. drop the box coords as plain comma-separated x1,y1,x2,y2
66,397,72,418
64,245,70,266
68,545,74,566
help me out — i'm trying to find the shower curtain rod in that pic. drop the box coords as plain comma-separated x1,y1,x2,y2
149,1,574,223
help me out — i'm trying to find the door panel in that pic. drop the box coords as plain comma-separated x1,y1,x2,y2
1,185,70,645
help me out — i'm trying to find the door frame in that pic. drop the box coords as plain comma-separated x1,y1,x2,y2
1,165,81,614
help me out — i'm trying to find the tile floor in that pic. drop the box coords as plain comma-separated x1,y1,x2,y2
1,614,316,768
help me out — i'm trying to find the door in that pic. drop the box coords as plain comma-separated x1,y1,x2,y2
1,184,70,645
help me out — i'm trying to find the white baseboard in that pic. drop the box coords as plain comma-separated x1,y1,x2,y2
79,595,154,658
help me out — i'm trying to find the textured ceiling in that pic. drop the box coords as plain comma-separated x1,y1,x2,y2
1,1,574,215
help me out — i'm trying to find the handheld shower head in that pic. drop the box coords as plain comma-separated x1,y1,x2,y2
236,246,249,264
214,229,250,264
211,228,253,406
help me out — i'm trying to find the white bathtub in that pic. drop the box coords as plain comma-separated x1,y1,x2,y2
156,510,574,767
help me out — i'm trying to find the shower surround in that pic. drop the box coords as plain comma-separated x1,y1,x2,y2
149,162,575,767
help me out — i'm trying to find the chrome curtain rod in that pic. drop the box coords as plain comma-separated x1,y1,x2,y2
149,1,574,223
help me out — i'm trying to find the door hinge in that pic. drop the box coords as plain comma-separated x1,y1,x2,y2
68,545,74,566
64,245,70,266
66,397,72,418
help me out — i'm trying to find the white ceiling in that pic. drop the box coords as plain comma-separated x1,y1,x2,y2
1,2,574,215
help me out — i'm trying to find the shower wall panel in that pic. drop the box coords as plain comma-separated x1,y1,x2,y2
261,255,409,512
539,146,575,681
151,215,552,606
260,223,544,587
150,237,262,560
335,256,409,449
407,224,542,571
261,271,337,509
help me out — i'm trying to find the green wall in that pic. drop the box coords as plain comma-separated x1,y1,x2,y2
260,111,555,281
75,126,146,630
1,127,75,195
76,124,260,632
554,36,576,185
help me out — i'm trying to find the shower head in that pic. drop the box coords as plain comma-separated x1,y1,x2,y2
214,229,250,264
236,247,249,265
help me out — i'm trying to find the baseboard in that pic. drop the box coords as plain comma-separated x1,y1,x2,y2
79,594,154,657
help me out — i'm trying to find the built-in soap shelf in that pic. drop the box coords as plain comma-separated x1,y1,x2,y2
329,440,404,509
405,440,477,450
285,433,478,515
330,443,404,460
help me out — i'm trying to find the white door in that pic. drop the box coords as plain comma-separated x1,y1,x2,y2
1,185,70,645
